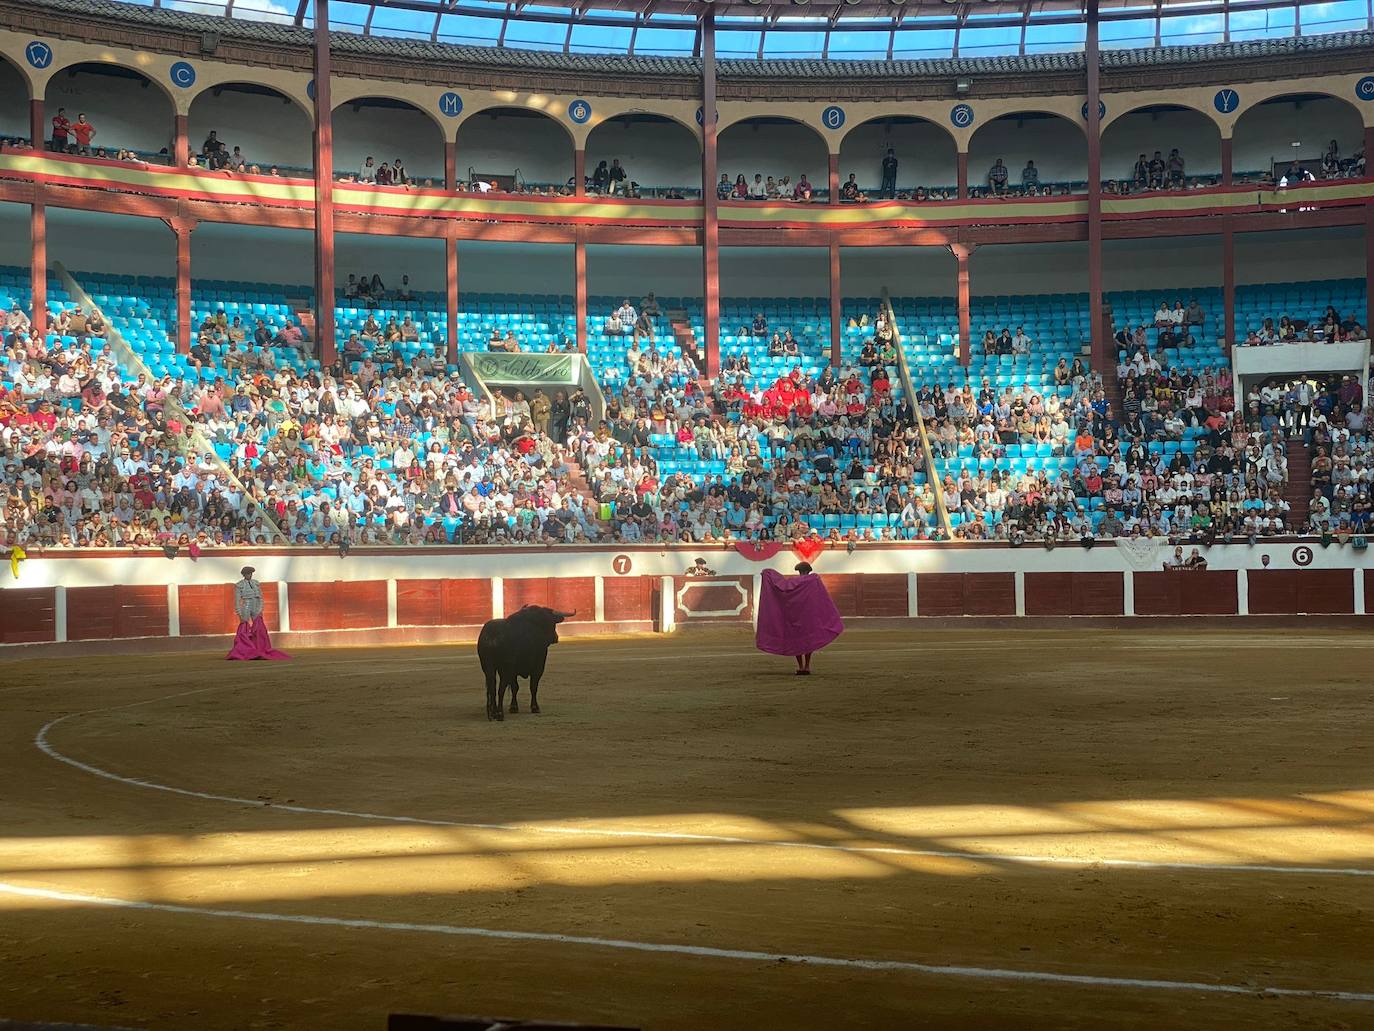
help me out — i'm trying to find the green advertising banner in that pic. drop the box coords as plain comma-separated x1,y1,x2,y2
472,353,576,384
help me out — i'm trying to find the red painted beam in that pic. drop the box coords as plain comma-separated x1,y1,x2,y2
1220,137,1233,188
173,219,195,354
953,243,971,366
446,231,459,367
828,153,839,207
574,230,587,355
828,237,841,366
956,152,968,200
174,113,189,169
1085,0,1106,375
1367,204,1374,341
313,0,336,368
29,98,43,154
30,188,45,338
574,149,585,197
700,11,720,379
1222,217,1235,351
444,140,456,191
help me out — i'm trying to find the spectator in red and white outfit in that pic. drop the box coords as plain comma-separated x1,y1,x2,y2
50,108,71,152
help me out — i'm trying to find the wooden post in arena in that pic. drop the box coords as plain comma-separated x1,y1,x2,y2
952,242,972,366
30,186,45,339
700,9,721,379
29,97,43,155
170,217,196,354
828,153,839,205
446,228,459,366
1085,0,1106,375
312,0,337,367
1223,218,1235,351
575,229,588,354
444,140,457,190
174,113,189,168
956,151,968,200
828,237,841,366
1220,137,1233,187
574,148,586,197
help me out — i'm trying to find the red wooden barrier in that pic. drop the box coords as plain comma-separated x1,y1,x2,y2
1248,569,1354,614
603,576,656,623
179,582,282,635
0,587,57,644
67,585,169,640
504,577,595,621
1025,572,1124,616
1133,570,1238,616
397,578,492,626
917,573,1015,616
287,580,388,631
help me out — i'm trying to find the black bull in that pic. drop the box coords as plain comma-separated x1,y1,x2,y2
477,605,574,721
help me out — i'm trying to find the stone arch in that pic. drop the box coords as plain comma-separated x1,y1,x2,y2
584,113,701,196
837,115,959,196
332,96,447,184
189,82,314,174
1101,103,1223,183
1231,92,1365,180
717,116,829,197
44,61,177,158
455,107,576,191
968,111,1087,192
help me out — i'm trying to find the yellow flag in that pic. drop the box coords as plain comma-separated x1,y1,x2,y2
9,545,25,579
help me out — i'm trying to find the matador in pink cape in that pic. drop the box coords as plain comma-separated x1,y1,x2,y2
226,566,289,661
754,563,844,674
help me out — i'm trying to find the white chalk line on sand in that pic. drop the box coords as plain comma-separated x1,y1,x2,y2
33,689,1374,881
1,879,1371,1004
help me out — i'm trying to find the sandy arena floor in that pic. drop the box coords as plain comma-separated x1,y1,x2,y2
1,628,1372,1031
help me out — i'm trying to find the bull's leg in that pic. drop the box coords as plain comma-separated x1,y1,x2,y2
493,673,507,722
484,666,499,721
508,679,520,714
528,671,542,714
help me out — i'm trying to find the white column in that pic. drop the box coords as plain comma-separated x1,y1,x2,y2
1013,570,1026,617
751,574,762,628
277,580,291,632
907,572,918,618
1236,568,1249,616
1122,570,1135,617
660,575,675,633
1355,568,1366,616
491,577,504,619
167,583,181,637
54,585,67,643
386,579,398,628
594,576,606,623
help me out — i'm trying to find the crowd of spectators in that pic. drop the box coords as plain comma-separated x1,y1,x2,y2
1239,304,1368,346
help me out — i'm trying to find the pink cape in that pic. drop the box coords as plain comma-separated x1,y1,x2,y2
226,615,290,661
755,568,844,657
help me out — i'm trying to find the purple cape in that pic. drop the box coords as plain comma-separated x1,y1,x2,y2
226,615,290,661
755,568,845,657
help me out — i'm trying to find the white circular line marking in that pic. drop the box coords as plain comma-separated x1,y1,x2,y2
1,879,1372,1003
32,689,1374,880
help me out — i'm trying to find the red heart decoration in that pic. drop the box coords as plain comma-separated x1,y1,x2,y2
792,539,825,564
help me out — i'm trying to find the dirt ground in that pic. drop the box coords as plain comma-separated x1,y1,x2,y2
1,627,1373,1031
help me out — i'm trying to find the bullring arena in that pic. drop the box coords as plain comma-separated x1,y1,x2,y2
8,0,1374,1023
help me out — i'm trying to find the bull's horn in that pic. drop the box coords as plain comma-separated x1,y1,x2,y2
554,609,577,617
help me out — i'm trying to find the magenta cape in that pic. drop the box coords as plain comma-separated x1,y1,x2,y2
226,616,290,661
755,568,845,657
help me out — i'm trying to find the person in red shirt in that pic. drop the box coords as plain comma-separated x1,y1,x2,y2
71,114,96,155
50,107,71,152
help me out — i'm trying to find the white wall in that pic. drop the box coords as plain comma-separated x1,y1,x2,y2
839,119,958,191
44,67,175,155
840,246,955,298
1103,235,1221,293
0,59,28,142
969,241,1088,297
455,110,574,187
968,113,1087,185
333,100,445,182
189,86,313,171
587,245,702,302
584,118,700,191
720,247,829,298
1232,96,1363,176
1235,226,1365,284
1102,108,1221,181
718,120,827,190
